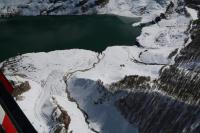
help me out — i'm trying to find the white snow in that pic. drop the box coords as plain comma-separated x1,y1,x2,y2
74,46,162,84
186,7,199,20
3,49,99,133
2,20,190,133
135,14,190,65
3,49,98,83
0,0,193,132
139,48,171,65
53,95,94,133
68,77,138,133
0,0,170,23
7,76,46,131
137,15,190,49
99,0,170,22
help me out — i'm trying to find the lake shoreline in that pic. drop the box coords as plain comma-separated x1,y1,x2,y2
0,15,141,62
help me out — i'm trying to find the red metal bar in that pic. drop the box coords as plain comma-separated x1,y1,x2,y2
0,71,37,133
0,72,14,94
2,115,17,133
0,72,17,133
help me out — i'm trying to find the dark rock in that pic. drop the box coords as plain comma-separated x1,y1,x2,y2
51,105,71,133
109,75,151,91
95,0,109,6
12,81,31,98
168,48,178,59
185,0,200,5
155,16,161,23
160,13,166,19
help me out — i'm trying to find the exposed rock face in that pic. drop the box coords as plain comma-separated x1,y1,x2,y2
12,80,31,98
158,19,200,105
176,20,200,66
158,65,200,104
109,75,151,91
11,81,31,100
51,98,71,133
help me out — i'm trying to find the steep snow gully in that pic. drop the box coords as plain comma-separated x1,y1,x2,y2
1,0,200,132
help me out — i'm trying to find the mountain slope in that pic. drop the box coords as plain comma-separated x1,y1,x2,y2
1,0,200,133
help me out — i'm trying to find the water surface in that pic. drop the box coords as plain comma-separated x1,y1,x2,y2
0,15,141,62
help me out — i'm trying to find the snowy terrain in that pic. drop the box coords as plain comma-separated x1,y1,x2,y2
2,50,100,132
0,0,170,22
0,0,198,132
186,7,199,20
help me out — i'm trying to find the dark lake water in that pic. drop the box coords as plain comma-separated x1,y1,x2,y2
0,15,141,62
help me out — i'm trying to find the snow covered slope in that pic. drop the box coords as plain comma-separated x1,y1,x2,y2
0,0,198,132
0,0,170,21
1,50,100,132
